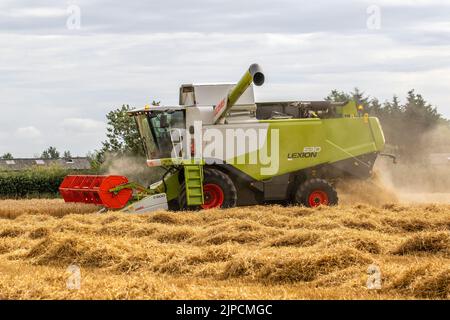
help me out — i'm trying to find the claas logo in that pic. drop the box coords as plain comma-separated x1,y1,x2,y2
214,98,227,115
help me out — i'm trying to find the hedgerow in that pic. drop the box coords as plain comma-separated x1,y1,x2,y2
0,166,91,198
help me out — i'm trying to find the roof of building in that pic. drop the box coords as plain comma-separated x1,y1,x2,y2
0,157,91,171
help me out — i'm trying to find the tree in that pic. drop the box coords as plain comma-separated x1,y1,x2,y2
63,150,72,159
86,151,103,172
100,104,144,158
99,101,161,160
399,90,443,160
384,95,403,116
325,88,447,161
404,90,441,130
325,90,351,103
1,153,13,160
325,88,370,107
350,88,370,109
41,146,60,159
368,98,382,116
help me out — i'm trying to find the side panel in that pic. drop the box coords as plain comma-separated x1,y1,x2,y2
122,194,169,214
152,170,181,202
231,119,326,179
322,117,383,163
368,117,386,151
228,117,385,180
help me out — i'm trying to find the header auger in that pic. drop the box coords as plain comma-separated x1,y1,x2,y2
60,63,387,213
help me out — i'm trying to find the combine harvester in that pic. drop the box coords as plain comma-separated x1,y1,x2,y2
60,64,388,213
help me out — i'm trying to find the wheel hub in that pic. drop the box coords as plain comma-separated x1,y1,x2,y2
201,184,225,209
308,190,329,207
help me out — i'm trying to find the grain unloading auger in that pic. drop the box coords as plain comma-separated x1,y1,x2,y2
60,63,389,213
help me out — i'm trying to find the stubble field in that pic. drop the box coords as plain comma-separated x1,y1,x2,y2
0,194,448,300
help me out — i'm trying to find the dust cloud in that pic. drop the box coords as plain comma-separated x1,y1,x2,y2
339,124,450,205
101,154,163,187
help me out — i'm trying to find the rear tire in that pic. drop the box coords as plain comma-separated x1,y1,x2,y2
179,168,237,210
294,178,338,207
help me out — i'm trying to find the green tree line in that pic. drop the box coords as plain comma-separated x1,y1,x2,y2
1,147,73,160
326,88,449,160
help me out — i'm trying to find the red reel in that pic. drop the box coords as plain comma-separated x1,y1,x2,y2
59,175,132,209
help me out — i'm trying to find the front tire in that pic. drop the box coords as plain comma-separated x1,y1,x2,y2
294,178,338,207
179,168,237,210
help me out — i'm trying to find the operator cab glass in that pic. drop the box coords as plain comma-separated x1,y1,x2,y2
134,110,185,160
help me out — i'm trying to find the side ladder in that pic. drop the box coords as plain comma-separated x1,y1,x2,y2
184,165,204,206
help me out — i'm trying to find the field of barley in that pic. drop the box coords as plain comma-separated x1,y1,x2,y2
0,189,448,299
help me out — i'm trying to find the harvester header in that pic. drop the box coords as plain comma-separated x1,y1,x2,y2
60,175,132,209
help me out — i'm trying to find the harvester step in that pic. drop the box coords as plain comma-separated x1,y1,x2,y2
184,165,204,206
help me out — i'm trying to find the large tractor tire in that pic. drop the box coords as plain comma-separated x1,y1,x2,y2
294,178,338,207
179,168,237,210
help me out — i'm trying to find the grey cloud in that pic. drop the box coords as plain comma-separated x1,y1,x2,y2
0,0,449,157
0,0,448,36
0,0,401,34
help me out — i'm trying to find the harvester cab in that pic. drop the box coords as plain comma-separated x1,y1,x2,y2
133,105,187,160
60,63,387,213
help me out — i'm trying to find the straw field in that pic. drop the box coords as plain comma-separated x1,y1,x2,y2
0,195,448,300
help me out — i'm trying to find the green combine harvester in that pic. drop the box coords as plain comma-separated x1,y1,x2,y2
60,64,387,212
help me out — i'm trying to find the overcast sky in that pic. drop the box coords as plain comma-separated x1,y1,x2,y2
1,0,450,157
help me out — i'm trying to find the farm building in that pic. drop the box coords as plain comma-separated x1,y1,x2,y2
0,157,91,171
